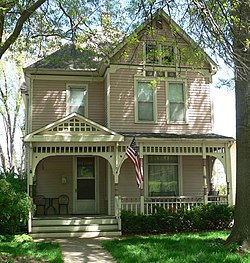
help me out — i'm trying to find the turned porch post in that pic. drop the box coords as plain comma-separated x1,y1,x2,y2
202,143,208,204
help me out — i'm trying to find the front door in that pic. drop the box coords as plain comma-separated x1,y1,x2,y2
75,157,97,214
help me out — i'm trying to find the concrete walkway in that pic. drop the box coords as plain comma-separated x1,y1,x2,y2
35,237,117,263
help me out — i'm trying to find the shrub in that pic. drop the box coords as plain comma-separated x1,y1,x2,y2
0,173,33,235
121,204,234,235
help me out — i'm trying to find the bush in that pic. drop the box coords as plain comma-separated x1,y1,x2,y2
0,172,33,235
121,204,234,235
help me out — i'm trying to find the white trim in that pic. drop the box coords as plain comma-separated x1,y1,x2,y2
166,79,188,124
66,83,88,117
134,78,158,123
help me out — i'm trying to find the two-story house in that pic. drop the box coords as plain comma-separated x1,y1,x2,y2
22,9,234,238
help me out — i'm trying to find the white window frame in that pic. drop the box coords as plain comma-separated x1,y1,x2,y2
134,78,157,123
144,155,182,197
166,80,188,124
66,84,88,117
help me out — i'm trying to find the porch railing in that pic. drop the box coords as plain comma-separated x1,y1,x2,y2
120,195,228,216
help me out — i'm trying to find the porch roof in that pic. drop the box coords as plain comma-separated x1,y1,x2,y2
24,113,124,143
121,132,235,143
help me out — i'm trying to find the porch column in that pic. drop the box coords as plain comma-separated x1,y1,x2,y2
202,144,208,204
27,142,33,233
114,173,122,230
139,143,144,214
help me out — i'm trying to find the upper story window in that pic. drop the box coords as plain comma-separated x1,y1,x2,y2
136,81,156,122
147,155,179,197
146,42,175,65
67,84,88,116
167,82,186,123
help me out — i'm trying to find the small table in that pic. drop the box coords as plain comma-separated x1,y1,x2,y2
45,197,58,214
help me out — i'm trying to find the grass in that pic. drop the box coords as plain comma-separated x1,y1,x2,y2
102,231,250,263
0,234,63,263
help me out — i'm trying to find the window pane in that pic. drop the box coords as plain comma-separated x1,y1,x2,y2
169,83,184,102
170,103,185,121
146,43,158,63
162,46,175,65
138,102,153,121
148,155,178,163
148,165,178,196
138,82,153,102
69,87,86,115
77,158,95,178
137,82,154,121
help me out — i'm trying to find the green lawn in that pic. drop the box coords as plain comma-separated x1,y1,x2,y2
102,231,250,263
0,235,63,263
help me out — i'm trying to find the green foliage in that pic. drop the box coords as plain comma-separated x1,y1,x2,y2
121,204,234,235
0,173,33,235
0,234,63,263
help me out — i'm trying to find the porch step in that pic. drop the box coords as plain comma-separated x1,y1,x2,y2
30,216,121,238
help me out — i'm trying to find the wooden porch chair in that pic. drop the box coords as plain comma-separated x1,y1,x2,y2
33,195,46,215
58,194,69,215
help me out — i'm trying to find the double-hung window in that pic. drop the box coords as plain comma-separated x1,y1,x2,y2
168,82,186,123
136,81,156,122
67,84,88,116
148,155,179,197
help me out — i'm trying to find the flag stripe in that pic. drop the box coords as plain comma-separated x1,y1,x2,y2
126,138,143,189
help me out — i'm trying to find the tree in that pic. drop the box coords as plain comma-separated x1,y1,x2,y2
0,0,127,60
0,60,24,173
125,0,249,247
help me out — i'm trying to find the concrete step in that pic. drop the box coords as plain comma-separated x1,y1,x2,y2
32,217,117,226
32,224,119,233
30,216,121,238
30,231,121,238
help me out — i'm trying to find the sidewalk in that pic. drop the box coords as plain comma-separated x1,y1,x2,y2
35,237,117,263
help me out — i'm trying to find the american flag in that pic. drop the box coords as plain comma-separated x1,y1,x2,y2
126,138,144,189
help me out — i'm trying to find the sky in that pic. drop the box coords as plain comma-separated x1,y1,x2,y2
211,64,236,138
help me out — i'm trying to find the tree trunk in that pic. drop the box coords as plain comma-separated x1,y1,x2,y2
226,0,250,247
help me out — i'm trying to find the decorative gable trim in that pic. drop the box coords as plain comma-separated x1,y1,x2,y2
24,112,124,142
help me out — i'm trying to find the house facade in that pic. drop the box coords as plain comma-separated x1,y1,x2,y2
23,10,234,236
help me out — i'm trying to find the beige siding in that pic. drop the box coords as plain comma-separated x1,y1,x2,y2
182,156,203,196
35,156,74,214
118,159,141,197
109,68,212,134
32,80,105,131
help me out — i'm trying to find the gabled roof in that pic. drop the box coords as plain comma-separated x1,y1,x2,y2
25,9,217,74
25,45,102,71
24,113,124,142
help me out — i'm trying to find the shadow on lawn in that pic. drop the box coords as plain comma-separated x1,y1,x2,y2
102,232,248,263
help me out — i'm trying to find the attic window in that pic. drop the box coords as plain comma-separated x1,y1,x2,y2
146,43,158,64
156,18,163,29
146,42,175,65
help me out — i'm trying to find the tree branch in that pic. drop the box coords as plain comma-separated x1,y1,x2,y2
0,0,47,59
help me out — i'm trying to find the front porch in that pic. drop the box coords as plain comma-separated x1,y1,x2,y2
24,114,235,237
